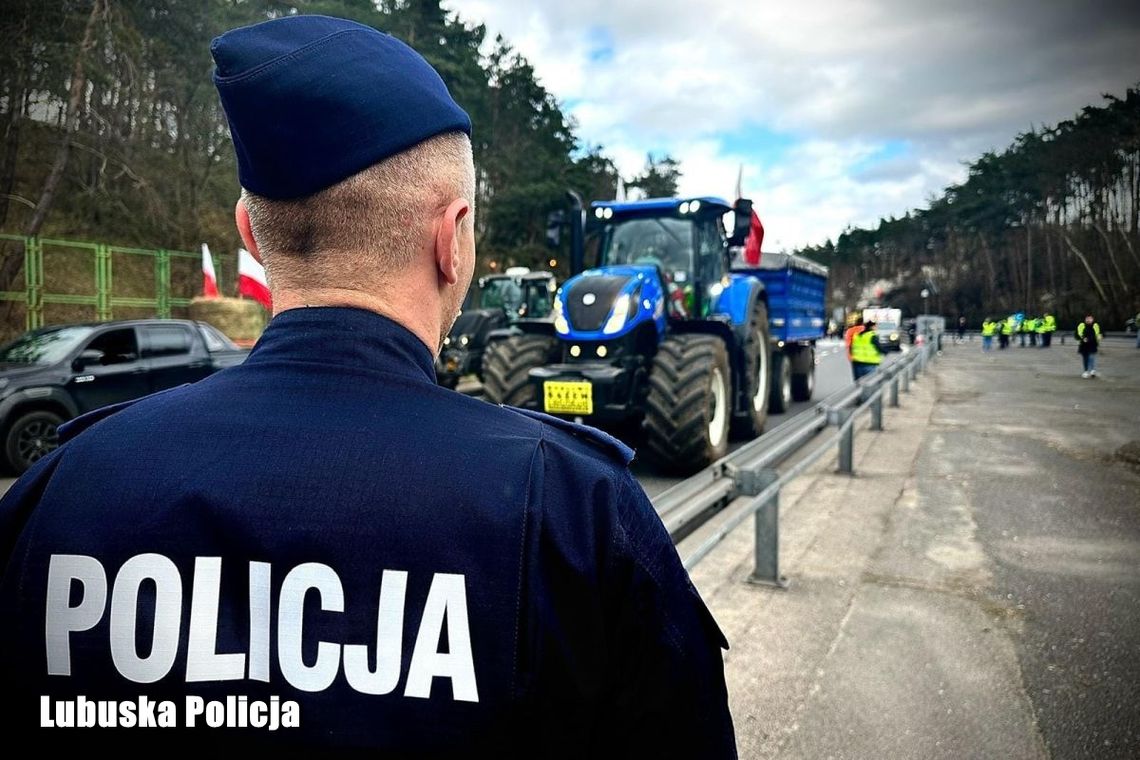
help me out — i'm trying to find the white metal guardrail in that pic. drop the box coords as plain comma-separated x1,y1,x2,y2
650,334,942,586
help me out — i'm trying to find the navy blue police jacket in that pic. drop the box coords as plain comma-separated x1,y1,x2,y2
0,307,735,755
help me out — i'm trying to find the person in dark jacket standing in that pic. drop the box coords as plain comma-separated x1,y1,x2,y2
1077,314,1102,378
0,16,735,755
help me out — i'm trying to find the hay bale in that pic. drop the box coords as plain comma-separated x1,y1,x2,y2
189,296,267,346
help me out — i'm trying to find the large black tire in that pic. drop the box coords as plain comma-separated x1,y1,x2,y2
730,300,772,439
5,409,63,474
482,335,557,407
769,352,793,414
790,345,815,402
645,334,732,474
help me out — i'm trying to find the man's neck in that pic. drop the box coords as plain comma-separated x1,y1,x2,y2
271,287,440,355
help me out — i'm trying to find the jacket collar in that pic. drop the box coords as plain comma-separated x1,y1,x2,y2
244,306,437,383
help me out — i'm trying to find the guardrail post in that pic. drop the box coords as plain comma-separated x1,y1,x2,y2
889,376,899,407
828,407,854,474
747,469,787,589
870,389,883,431
901,367,910,393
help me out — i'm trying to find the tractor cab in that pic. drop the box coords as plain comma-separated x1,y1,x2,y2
592,197,738,321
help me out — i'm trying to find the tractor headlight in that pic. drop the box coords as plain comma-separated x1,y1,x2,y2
443,336,451,346
459,335,470,346
554,297,570,335
890,333,899,341
603,295,632,335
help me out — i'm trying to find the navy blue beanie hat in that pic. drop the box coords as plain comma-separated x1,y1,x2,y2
211,15,472,200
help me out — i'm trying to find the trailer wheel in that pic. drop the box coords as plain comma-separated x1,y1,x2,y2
645,334,731,474
482,335,557,407
769,351,793,414
791,346,815,401
730,300,772,440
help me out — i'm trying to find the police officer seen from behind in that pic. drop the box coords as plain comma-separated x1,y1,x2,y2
0,16,735,754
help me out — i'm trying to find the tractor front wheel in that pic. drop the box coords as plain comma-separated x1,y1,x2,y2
482,335,557,407
645,334,732,474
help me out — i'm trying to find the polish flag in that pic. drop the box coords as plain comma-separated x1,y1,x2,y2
734,165,765,266
201,244,219,298
238,248,272,309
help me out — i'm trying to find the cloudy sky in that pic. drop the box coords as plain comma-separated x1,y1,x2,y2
449,0,1140,249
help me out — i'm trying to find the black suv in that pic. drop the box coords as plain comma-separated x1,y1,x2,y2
0,319,247,473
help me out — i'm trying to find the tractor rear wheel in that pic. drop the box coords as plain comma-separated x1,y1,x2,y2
482,335,557,407
645,334,731,474
730,300,772,439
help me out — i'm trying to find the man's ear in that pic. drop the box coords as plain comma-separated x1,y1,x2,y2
235,199,264,265
435,198,470,286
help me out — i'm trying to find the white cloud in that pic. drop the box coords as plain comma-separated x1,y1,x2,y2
450,0,1140,247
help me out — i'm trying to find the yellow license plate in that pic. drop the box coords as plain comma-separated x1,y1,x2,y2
543,381,593,415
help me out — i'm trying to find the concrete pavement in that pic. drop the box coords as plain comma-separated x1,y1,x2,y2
681,337,1140,758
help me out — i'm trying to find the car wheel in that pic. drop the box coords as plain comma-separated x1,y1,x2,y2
5,410,64,474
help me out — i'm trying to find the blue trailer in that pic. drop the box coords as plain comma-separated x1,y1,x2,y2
739,252,829,410
482,196,830,474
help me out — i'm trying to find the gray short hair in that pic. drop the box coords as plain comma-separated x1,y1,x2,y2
242,131,474,286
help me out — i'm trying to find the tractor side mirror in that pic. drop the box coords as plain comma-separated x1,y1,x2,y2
72,349,104,371
727,198,753,246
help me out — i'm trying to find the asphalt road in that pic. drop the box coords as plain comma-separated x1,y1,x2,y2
926,340,1140,757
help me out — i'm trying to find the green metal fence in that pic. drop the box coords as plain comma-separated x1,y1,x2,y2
0,234,227,330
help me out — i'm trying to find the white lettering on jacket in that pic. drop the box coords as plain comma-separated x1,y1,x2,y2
43,554,479,702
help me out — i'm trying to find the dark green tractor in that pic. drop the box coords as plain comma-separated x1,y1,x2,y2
436,268,557,389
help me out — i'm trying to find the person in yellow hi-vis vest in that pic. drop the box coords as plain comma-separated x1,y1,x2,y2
981,318,997,351
1040,313,1057,347
999,316,1014,349
850,320,884,380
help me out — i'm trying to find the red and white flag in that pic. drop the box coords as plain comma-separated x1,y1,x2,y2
238,248,272,309
201,243,219,298
733,166,765,266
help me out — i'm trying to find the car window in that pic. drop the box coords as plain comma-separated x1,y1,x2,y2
85,328,139,365
197,323,237,352
0,326,94,365
142,325,192,357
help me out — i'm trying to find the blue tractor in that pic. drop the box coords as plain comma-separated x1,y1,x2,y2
481,196,827,473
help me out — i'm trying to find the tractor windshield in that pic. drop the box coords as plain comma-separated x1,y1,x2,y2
480,278,524,313
599,217,694,278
